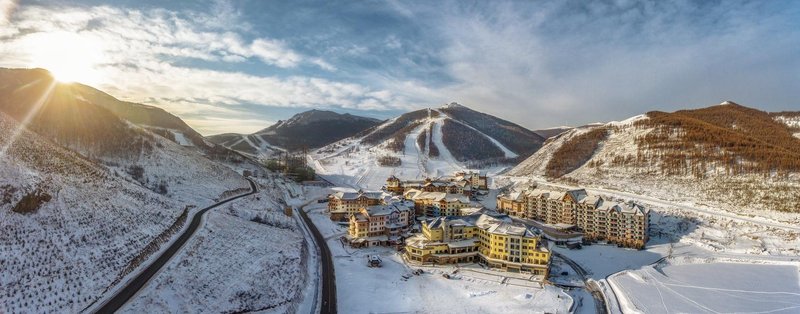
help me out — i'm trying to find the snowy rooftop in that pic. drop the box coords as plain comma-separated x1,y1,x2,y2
332,190,384,200
406,189,470,203
364,203,412,216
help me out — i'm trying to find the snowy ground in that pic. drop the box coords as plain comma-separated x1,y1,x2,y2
609,257,800,313
552,238,800,314
554,245,670,280
487,172,800,313
302,200,573,314
0,114,184,314
123,185,307,313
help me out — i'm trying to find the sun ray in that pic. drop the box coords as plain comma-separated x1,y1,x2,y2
0,78,58,159
25,31,106,85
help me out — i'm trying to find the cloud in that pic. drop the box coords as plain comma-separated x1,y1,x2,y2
249,38,302,68
0,0,16,26
0,3,410,134
2,1,797,135
184,116,275,135
384,1,800,129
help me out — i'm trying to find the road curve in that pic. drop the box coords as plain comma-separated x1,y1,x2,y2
552,251,608,314
93,178,258,313
297,205,337,314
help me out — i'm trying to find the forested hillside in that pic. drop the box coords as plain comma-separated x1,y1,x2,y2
634,103,800,176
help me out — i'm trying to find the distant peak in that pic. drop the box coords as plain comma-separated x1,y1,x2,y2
720,100,739,106
441,102,466,109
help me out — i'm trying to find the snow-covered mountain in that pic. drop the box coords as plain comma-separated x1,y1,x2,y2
0,111,186,313
508,101,800,214
310,102,545,189
534,126,573,139
0,68,253,204
0,68,304,313
208,109,381,157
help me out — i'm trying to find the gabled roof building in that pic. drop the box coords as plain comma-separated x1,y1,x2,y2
498,187,650,249
328,189,386,221
405,210,550,277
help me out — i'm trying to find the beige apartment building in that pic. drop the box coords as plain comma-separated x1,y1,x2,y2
497,187,650,249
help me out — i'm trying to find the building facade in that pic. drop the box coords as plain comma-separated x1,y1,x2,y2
385,172,488,197
404,189,472,217
497,188,650,249
405,211,550,277
348,203,413,247
328,190,384,221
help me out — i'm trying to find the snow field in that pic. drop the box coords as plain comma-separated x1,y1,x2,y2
0,114,183,314
123,185,305,313
608,259,800,314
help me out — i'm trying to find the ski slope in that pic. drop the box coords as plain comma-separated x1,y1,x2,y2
310,116,508,190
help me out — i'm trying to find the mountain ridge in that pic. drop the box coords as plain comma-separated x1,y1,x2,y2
309,102,545,189
208,109,382,155
508,101,800,213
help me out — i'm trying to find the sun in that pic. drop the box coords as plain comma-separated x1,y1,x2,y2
25,31,107,85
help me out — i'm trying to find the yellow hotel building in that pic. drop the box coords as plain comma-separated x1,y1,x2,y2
404,210,550,277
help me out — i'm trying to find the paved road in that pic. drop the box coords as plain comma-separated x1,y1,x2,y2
93,178,258,313
297,204,337,314
552,251,608,314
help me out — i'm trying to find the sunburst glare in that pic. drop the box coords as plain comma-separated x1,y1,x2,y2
0,78,57,159
24,31,106,85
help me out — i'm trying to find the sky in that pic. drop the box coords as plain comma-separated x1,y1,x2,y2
1,0,799,135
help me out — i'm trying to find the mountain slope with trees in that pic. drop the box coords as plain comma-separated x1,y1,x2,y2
509,102,800,213
0,68,251,204
208,109,381,156
310,102,544,189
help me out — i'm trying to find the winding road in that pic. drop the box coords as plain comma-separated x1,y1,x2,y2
92,178,258,313
297,203,338,314
552,251,608,314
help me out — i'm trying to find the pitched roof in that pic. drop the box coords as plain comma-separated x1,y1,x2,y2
332,190,384,200
565,189,588,202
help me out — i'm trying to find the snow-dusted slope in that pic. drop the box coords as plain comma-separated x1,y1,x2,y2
311,103,543,189
0,113,182,313
0,69,250,204
208,109,381,157
123,184,305,313
509,103,800,216
773,113,800,139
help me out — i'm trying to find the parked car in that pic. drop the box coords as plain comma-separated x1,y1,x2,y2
367,255,382,267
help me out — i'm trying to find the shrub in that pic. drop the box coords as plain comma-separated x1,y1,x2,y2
12,189,52,214
377,156,401,167
126,165,145,183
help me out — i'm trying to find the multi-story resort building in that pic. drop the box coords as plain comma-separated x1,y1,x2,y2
497,187,650,249
386,171,488,196
328,190,385,220
348,202,414,247
403,189,472,217
404,209,550,276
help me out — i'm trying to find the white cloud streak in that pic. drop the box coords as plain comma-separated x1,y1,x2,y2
0,4,409,134
386,1,800,129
